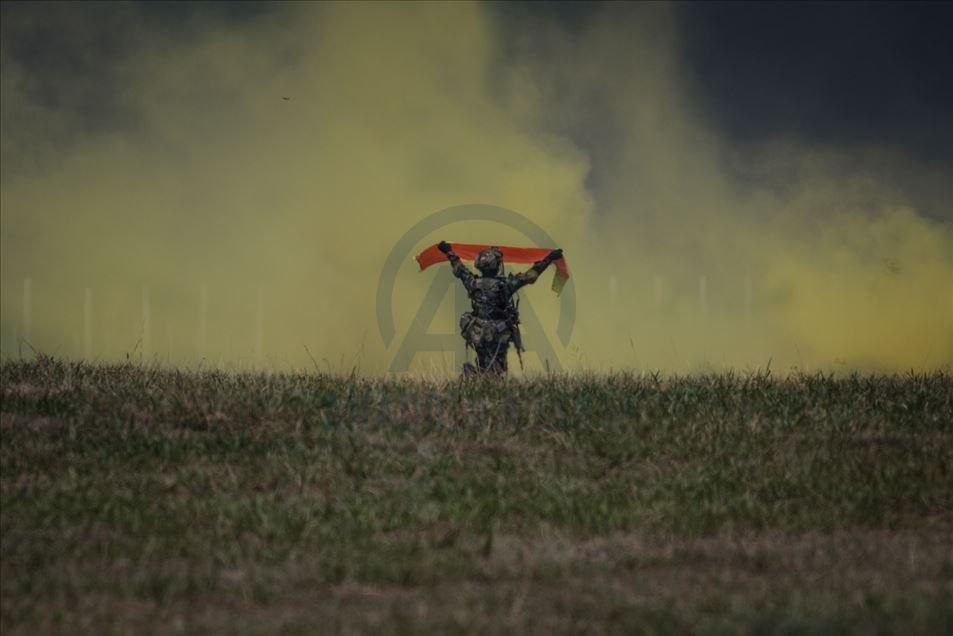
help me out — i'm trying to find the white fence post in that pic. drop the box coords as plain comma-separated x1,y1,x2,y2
255,285,264,366
199,285,208,360
220,335,229,371
744,273,753,323
699,275,708,322
83,288,93,359
23,279,32,347
142,287,151,362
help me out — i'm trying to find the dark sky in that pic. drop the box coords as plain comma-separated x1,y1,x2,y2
678,1,953,166
500,0,953,167
3,0,952,172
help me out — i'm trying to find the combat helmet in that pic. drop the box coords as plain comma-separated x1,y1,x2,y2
475,247,504,276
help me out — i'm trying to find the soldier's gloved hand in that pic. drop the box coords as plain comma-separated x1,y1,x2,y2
437,241,452,254
547,248,563,262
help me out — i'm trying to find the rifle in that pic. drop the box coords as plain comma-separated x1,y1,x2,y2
508,296,524,370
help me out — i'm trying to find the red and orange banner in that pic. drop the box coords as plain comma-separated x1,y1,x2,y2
415,243,569,295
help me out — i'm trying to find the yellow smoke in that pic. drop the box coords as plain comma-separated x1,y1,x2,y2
1,2,950,374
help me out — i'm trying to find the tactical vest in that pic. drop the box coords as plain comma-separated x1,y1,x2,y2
470,276,512,320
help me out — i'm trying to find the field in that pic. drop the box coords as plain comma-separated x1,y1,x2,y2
1,357,952,634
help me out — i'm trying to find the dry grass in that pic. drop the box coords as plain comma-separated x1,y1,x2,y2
2,356,951,633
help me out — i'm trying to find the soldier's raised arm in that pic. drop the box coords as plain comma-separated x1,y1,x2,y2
509,248,563,293
438,241,475,291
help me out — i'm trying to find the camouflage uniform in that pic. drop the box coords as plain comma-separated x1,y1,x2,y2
438,243,561,376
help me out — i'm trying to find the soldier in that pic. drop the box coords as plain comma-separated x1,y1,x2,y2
436,241,563,376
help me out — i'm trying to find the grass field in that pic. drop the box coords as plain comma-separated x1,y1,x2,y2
2,357,952,634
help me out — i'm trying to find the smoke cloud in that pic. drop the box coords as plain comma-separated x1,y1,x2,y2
1,2,950,374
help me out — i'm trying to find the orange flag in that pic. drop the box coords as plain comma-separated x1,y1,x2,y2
415,243,569,294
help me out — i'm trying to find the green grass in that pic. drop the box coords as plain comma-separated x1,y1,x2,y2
2,357,952,634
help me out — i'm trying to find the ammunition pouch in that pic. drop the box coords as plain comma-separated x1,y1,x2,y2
460,312,511,348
